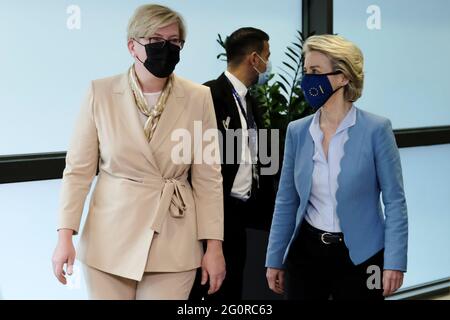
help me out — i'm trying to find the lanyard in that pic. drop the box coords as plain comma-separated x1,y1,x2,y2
230,87,252,128
229,85,260,189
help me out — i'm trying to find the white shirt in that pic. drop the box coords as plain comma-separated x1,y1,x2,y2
138,91,161,126
304,106,357,232
225,70,256,201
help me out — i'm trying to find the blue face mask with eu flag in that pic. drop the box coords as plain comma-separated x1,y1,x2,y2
300,71,344,110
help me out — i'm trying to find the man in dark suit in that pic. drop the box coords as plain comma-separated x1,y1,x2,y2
190,27,276,301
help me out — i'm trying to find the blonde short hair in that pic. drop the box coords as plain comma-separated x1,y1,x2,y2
127,4,186,41
303,34,364,102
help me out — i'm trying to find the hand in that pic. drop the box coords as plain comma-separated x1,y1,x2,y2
201,240,226,295
266,267,285,294
52,229,76,285
383,270,404,297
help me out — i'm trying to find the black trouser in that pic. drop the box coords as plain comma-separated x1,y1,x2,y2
189,195,252,302
285,221,385,300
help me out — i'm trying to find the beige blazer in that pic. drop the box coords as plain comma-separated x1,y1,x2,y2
58,72,224,281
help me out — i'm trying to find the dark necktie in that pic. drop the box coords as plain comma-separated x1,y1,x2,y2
244,94,259,189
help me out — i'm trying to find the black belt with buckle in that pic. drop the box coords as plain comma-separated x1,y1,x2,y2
302,221,344,245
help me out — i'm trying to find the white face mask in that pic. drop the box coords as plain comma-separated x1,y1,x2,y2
253,53,272,85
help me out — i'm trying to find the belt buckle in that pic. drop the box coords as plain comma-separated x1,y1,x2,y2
321,232,333,245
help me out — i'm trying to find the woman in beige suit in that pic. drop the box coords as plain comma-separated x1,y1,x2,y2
51,4,226,300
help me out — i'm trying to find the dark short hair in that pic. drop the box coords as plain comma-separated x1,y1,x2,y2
225,27,269,66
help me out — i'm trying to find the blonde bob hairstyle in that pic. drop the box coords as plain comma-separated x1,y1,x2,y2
127,4,186,41
303,34,364,102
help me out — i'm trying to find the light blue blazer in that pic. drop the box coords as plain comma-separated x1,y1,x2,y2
265,107,408,272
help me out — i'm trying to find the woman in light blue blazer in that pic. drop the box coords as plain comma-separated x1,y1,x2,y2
265,35,408,300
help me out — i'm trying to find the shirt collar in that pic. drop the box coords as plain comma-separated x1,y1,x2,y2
309,105,357,139
336,105,357,134
225,70,248,98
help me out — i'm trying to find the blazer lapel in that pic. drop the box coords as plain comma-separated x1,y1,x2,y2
336,108,367,219
216,73,242,130
112,73,159,170
298,128,314,210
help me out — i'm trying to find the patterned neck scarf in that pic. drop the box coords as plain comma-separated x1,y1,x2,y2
128,65,174,142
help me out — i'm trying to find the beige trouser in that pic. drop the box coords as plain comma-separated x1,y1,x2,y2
82,264,196,300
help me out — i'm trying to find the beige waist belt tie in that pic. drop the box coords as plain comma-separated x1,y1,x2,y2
145,174,189,234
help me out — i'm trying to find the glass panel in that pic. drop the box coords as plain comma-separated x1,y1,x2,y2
399,144,450,288
0,179,97,299
334,0,450,129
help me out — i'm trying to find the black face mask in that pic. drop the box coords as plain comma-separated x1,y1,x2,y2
136,40,181,78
